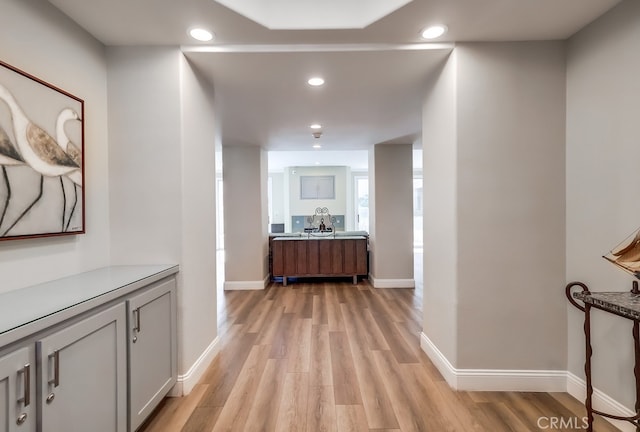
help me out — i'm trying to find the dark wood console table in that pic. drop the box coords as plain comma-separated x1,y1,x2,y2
272,236,367,285
566,281,640,432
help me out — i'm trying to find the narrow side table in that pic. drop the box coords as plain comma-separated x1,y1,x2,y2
566,281,640,432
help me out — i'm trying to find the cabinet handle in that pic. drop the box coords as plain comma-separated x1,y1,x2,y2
133,307,141,333
16,413,27,426
48,351,59,387
18,363,30,407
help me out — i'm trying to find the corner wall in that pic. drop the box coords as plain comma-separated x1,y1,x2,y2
223,145,268,289
421,52,459,368
0,0,110,292
107,47,218,393
369,144,414,288
422,41,567,388
456,42,567,372
566,0,640,411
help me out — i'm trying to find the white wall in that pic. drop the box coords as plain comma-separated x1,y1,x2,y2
223,145,268,287
455,42,567,371
107,48,182,265
287,166,348,224
423,42,567,375
0,0,110,292
107,47,218,391
422,52,458,365
179,55,218,386
370,144,414,285
567,0,640,409
269,172,285,224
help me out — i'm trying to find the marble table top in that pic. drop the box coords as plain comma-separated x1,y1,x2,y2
574,291,640,320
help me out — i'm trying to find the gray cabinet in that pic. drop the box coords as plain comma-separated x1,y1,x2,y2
0,347,35,432
127,279,177,432
0,266,178,432
37,304,127,432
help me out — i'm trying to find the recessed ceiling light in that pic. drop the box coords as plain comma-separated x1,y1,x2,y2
313,144,322,149
315,162,320,165
310,124,322,130
308,77,325,86
421,25,447,39
189,28,214,42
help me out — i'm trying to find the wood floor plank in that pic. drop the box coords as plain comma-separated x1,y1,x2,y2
326,285,345,331
300,292,314,318
287,318,313,372
371,350,431,432
269,312,296,359
339,304,398,429
211,344,270,432
243,358,288,432
140,384,208,432
255,305,285,345
198,332,259,407
368,309,418,364
335,405,369,432
400,362,467,431
329,331,363,405
312,292,328,325
246,299,275,334
181,406,222,432
358,306,390,350
282,286,298,313
275,373,310,432
309,324,333,387
333,283,348,304
232,291,265,324
306,386,337,432
547,392,621,432
359,289,405,323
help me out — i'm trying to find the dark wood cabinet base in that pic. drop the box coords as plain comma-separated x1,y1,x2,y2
272,236,368,285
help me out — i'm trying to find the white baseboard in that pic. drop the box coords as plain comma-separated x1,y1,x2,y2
168,336,220,397
567,372,636,432
224,275,269,290
368,275,415,289
421,332,635,430
419,332,566,392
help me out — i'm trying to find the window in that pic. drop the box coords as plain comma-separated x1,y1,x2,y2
300,175,335,200
354,176,369,231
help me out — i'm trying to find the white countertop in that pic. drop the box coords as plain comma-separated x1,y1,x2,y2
0,265,178,347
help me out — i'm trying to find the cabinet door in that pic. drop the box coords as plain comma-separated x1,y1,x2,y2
37,304,127,432
128,279,177,432
0,347,35,432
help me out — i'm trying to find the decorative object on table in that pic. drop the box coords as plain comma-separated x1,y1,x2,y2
0,60,84,241
566,280,640,432
603,225,640,281
305,207,336,237
563,225,640,431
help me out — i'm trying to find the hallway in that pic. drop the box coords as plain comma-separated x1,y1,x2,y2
139,279,618,432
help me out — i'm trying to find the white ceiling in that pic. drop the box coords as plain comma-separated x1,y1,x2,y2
211,0,415,30
266,149,423,172
48,0,620,168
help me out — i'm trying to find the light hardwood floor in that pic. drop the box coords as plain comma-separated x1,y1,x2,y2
139,279,620,432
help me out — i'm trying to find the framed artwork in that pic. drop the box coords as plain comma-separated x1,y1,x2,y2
0,60,84,241
300,175,335,200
